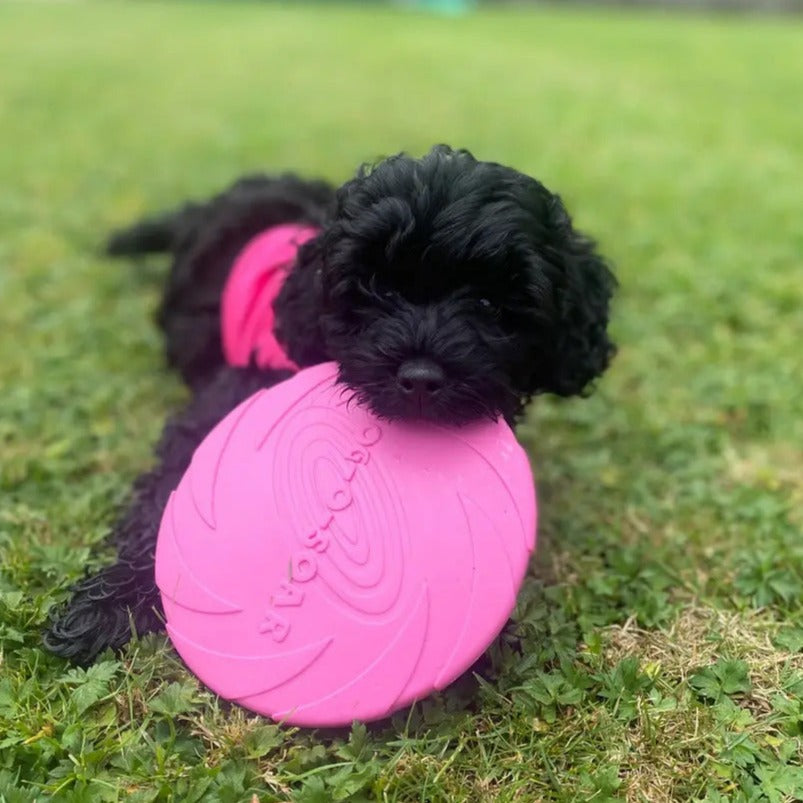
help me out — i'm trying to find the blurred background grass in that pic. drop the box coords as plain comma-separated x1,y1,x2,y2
3,2,801,444
1,2,802,800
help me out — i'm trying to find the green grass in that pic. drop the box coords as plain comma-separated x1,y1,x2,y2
1,2,802,800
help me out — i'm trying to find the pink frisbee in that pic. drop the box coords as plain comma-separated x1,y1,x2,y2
155,362,536,727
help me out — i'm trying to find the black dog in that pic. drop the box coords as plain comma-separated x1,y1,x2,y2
43,145,616,664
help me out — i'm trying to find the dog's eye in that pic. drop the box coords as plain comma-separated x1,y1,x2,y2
478,298,494,310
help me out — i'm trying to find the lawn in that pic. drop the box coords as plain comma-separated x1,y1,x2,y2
1,1,802,800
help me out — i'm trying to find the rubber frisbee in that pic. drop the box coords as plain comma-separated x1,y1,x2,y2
155,362,536,727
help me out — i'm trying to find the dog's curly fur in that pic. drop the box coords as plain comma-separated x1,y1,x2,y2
43,145,617,665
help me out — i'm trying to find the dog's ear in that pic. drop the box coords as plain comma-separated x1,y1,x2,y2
273,238,330,366
518,193,617,399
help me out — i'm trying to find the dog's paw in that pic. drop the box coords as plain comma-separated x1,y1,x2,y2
42,573,139,665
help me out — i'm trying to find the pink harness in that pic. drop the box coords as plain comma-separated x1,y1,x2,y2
221,223,319,371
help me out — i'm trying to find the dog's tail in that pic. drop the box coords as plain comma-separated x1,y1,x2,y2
106,205,199,257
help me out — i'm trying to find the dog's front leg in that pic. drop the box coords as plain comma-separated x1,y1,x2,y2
43,365,290,665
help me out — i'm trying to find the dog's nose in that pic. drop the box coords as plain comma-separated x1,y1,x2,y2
397,359,445,403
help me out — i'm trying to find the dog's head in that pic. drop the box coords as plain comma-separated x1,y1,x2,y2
276,145,616,425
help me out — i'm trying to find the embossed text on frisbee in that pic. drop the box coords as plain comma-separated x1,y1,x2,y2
259,424,383,641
